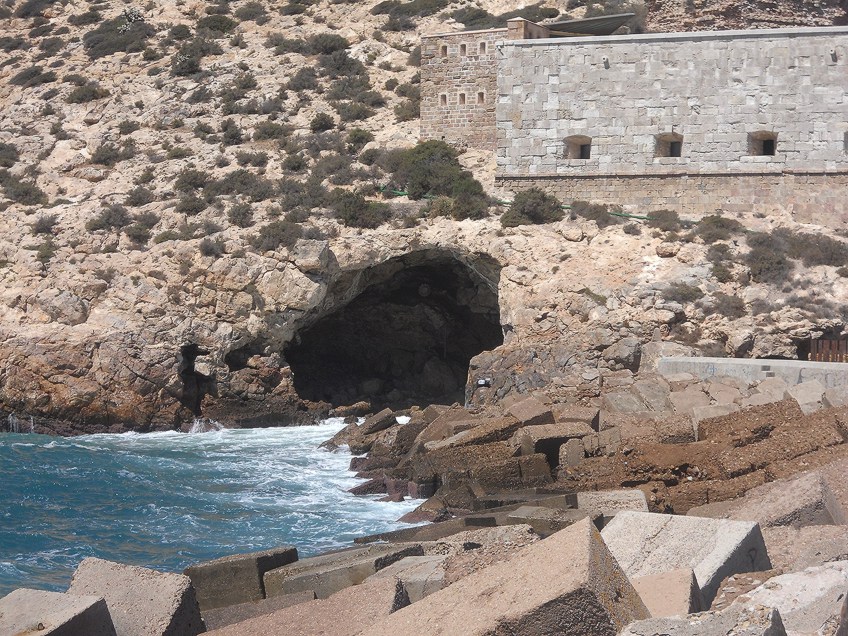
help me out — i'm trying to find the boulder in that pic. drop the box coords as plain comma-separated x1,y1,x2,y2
601,511,771,606
202,590,316,631
632,378,672,412
263,544,423,599
506,396,555,426
364,518,649,635
603,337,642,371
366,555,447,602
68,557,204,636
641,342,696,373
785,379,826,415
621,605,786,636
631,569,704,617
0,588,117,636
184,546,299,611
360,408,397,435
687,472,846,528
205,577,409,636
732,561,848,634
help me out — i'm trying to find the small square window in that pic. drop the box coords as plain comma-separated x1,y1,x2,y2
656,133,683,158
749,131,777,156
843,131,848,153
477,91,485,104
440,45,448,57
479,42,486,54
440,94,447,106
460,44,467,56
459,93,466,105
579,144,591,159
565,135,592,160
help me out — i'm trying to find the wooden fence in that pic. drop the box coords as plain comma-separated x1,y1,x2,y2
810,339,848,362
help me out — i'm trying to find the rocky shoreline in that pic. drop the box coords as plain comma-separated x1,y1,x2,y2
3,356,848,635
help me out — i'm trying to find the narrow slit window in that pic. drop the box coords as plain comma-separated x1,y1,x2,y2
749,131,778,156
565,135,592,160
477,91,485,104
440,94,447,106
459,93,466,105
460,43,467,56
479,42,486,54
656,133,684,158
440,45,448,57
844,131,848,153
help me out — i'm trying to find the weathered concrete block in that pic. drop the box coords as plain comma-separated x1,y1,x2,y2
837,586,848,636
514,422,592,457
631,569,704,617
263,544,423,599
735,561,848,634
577,489,649,518
669,388,710,415
425,416,523,450
68,557,204,636
365,518,649,635
602,391,647,414
601,511,771,606
558,437,584,468
367,555,447,602
688,472,846,528
621,605,786,636
184,546,299,611
632,379,672,412
205,577,409,636
785,379,826,415
0,588,117,636
507,396,555,426
823,387,848,409
202,590,316,631
505,505,590,536
552,405,600,431
740,392,781,408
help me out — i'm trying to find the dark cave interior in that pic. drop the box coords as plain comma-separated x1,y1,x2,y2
284,254,503,408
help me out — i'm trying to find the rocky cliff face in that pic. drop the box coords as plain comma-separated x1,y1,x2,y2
1,0,846,434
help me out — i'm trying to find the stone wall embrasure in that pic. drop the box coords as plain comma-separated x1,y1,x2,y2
420,28,505,150
496,27,848,222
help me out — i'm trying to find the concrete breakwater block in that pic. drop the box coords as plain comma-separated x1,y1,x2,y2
577,489,649,520
364,518,649,635
367,555,448,602
732,560,848,634
621,605,787,636
205,577,409,636
183,545,299,611
0,588,117,636
631,569,704,617
688,472,846,529
263,543,423,599
507,396,555,426
505,505,590,536
202,590,316,631
68,557,204,636
601,511,771,606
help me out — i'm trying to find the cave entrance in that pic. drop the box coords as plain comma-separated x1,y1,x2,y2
284,251,503,408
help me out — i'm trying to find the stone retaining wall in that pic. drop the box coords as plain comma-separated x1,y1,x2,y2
657,357,848,388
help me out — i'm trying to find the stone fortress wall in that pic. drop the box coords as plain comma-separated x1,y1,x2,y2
422,22,848,225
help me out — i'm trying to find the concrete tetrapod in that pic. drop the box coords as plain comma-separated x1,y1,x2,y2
601,511,771,607
362,517,649,636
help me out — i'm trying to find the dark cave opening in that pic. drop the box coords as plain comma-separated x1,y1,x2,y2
284,254,503,408
179,343,214,415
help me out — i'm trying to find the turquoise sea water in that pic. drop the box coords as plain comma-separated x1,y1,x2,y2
0,419,421,596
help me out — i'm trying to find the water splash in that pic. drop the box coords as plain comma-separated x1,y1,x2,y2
187,418,224,433
6,413,19,434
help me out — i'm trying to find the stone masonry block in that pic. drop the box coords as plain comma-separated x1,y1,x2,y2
0,588,117,636
68,557,204,636
621,605,786,636
577,489,649,518
364,518,649,635
184,546,299,611
631,568,705,617
601,511,772,606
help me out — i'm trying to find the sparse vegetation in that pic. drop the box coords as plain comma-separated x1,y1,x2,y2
31,214,58,235
310,112,335,133
84,16,155,59
66,82,109,103
251,219,302,251
663,282,704,304
0,171,47,205
0,144,19,169
329,189,391,228
86,204,131,232
501,188,562,227
571,200,621,229
693,214,743,243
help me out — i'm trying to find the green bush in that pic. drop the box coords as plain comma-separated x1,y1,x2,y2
390,140,484,201
711,263,734,283
570,200,621,229
170,24,192,40
307,33,349,54
236,151,268,167
333,101,374,122
31,214,58,235
500,188,562,227
124,223,151,244
220,118,244,145
745,232,794,283
228,201,254,227
310,112,335,132
346,128,373,154
394,99,420,122
0,171,47,205
11,65,57,88
709,292,746,319
251,220,302,251
118,120,141,135
318,50,365,79
203,169,275,202
84,17,155,59
253,120,288,140
288,66,319,90
15,0,59,18
646,209,680,233
282,153,306,172
266,33,306,54
176,195,207,215
663,282,704,304
371,0,449,19
125,186,155,207
770,228,848,268
693,214,743,243
86,204,131,232
36,238,56,264
329,189,391,228
175,167,209,191
197,15,237,35
234,1,268,23
91,141,135,167
0,143,19,168
66,82,109,103
199,237,225,257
